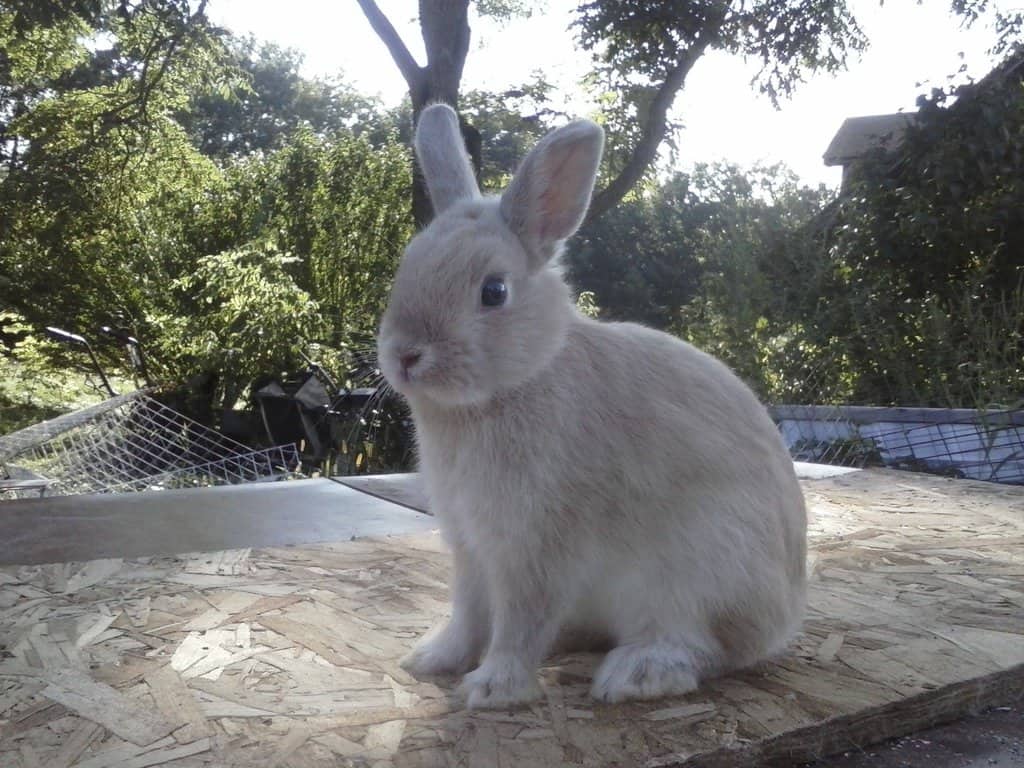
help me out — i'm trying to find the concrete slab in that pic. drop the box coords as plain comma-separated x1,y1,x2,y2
0,464,854,567
334,472,429,512
0,478,436,567
336,464,859,510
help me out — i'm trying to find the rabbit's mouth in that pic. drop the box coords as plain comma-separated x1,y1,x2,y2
390,358,492,407
379,335,495,407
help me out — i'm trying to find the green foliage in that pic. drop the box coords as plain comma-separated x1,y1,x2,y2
567,163,830,341
459,76,560,190
812,63,1024,407
2,118,412,416
1,0,231,350
3,0,1022,443
474,0,540,22
674,164,837,400
568,57,1024,412
1,111,220,343
180,37,383,158
0,310,130,432
1,4,412,426
574,290,600,318
267,127,413,341
150,246,325,410
1,1,234,172
651,63,1024,410
567,178,702,328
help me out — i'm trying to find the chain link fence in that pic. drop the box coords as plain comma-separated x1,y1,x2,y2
769,404,1024,485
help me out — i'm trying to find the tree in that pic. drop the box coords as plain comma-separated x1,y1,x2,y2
1,1,230,176
179,37,382,158
566,177,703,329
357,1,1022,228
564,163,830,362
573,0,863,222
810,50,1024,407
0,1,231,334
355,0,477,225
458,76,563,189
651,51,1024,410
671,164,836,401
1,3,412,421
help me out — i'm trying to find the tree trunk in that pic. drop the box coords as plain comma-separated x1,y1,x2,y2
357,0,478,228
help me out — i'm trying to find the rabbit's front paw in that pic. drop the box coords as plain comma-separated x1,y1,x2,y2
401,624,480,677
591,642,699,703
459,654,541,710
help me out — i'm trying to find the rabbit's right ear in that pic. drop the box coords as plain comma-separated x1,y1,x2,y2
415,103,480,217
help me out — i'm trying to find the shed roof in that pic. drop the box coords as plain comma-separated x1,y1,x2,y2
822,113,916,167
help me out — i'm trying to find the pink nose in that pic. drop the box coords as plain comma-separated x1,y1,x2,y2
399,351,421,372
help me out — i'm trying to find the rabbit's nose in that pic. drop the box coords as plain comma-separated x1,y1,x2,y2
399,351,422,372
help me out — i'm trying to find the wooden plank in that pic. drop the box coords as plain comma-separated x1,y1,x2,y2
1,467,1022,768
267,721,314,767
183,548,251,576
52,720,104,768
72,737,211,768
686,663,1024,767
144,665,212,744
335,473,431,513
63,559,123,594
256,614,356,668
222,594,306,624
40,667,175,747
17,744,43,768
75,612,121,648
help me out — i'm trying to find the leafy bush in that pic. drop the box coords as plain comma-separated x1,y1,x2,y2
149,247,325,411
797,66,1024,408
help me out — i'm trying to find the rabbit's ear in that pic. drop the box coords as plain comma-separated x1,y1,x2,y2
415,103,480,216
500,119,604,268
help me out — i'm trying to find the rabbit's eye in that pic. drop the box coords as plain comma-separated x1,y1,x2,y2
481,275,507,307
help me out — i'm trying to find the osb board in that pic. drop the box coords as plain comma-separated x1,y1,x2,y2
1,470,1022,768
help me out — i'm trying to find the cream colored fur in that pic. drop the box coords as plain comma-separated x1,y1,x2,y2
377,103,807,710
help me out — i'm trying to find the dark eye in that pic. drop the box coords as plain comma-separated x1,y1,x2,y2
481,275,507,307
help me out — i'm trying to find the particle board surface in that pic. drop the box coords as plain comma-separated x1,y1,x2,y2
0,469,1022,767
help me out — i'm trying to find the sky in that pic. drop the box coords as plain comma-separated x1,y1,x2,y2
207,1,1008,189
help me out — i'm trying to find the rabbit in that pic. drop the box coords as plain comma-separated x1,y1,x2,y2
376,103,807,710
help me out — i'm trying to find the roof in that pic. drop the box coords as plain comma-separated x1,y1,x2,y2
822,113,917,167
822,49,1024,171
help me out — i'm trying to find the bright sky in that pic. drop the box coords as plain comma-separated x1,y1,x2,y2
208,1,1007,189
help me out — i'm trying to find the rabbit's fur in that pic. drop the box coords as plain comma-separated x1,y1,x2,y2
377,104,807,709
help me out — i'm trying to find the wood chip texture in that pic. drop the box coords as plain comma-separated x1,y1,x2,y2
1,469,1021,767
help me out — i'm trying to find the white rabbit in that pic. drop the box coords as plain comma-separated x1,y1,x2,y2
376,103,807,710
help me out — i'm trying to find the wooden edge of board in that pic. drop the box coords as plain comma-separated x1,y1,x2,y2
682,662,1024,768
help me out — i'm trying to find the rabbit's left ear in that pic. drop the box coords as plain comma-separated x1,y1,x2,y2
500,119,604,269
415,103,480,217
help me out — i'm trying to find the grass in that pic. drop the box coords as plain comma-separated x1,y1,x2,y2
0,360,135,436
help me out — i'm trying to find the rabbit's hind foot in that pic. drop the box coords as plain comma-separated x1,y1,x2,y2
590,641,703,703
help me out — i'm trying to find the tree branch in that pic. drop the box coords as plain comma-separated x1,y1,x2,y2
356,0,425,92
585,38,713,225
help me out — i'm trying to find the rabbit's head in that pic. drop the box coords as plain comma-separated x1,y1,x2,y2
378,103,604,408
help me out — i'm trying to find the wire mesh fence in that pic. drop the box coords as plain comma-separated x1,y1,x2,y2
769,404,1024,485
0,391,300,499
